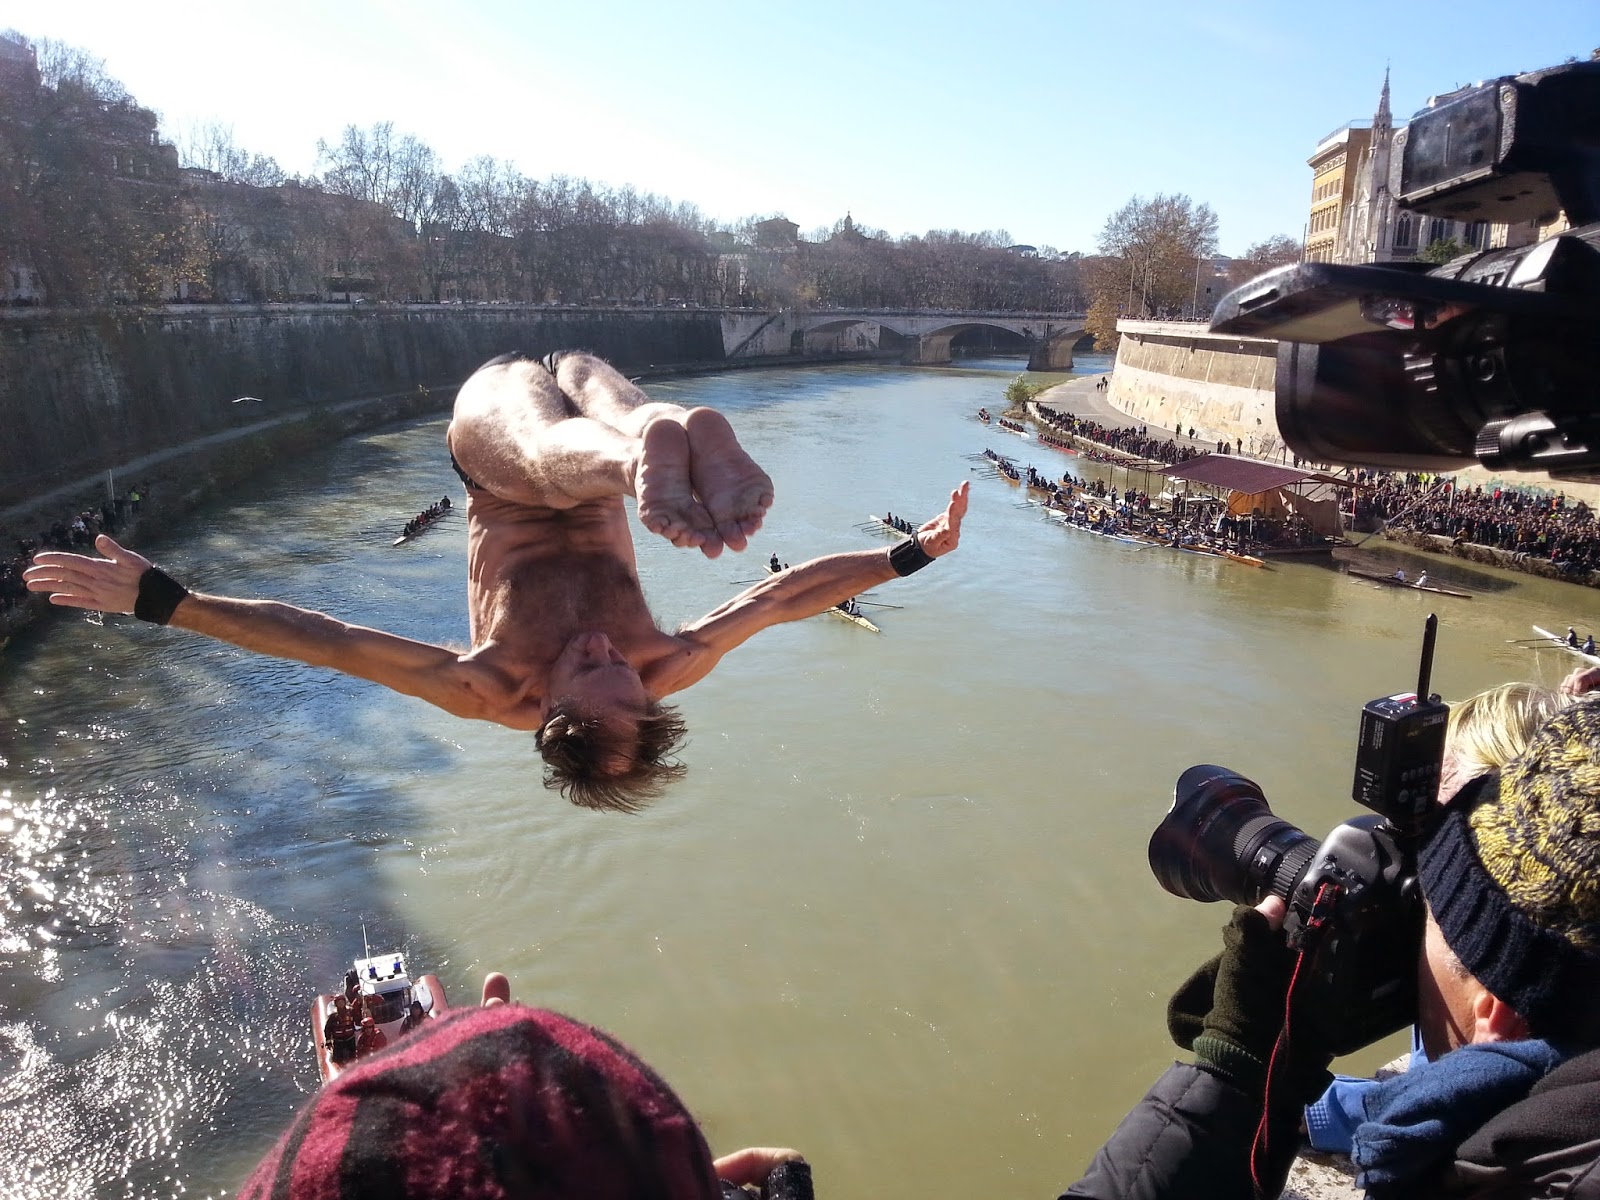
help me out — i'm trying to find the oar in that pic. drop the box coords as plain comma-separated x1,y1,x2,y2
1507,637,1560,644
729,577,765,584
855,600,904,609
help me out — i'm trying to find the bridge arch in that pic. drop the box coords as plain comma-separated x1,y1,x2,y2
786,310,1090,368
910,320,1089,369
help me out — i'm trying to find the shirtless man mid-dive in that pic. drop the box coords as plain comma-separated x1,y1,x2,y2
26,352,969,812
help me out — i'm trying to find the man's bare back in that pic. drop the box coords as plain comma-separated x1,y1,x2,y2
25,351,968,811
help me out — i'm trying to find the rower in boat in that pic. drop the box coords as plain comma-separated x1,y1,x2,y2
1569,626,1581,647
1587,635,1597,656
769,552,782,573
1416,570,1429,588
1393,568,1407,583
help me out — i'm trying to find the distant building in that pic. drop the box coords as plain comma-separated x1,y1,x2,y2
1304,121,1372,264
0,29,38,86
1,32,182,304
1195,256,1233,317
827,212,870,245
753,217,799,251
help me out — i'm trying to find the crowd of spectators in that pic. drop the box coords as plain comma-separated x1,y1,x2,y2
1349,471,1598,578
1035,405,1213,466
0,484,151,615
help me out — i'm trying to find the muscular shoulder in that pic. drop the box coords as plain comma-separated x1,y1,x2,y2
442,649,544,725
639,634,719,698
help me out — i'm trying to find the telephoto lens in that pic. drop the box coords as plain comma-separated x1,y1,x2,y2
1148,765,1321,905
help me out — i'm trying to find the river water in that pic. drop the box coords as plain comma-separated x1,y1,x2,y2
2,355,1598,1199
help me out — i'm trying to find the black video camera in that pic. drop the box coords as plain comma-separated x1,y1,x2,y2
1211,57,1600,479
1146,619,1448,1056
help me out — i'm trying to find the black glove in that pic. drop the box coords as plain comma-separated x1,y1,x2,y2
1166,904,1334,1103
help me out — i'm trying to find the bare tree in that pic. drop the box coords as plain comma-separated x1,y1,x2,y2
1228,234,1301,286
1,34,183,305
175,120,285,186
1095,193,1220,319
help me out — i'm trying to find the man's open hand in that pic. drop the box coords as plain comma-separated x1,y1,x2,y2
916,481,969,558
1561,665,1600,696
23,535,152,614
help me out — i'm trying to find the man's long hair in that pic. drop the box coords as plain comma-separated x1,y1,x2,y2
536,698,689,813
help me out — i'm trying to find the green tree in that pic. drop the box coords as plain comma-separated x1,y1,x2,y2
1419,236,1465,264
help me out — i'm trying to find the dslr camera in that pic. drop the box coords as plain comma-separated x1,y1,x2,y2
1147,620,1447,1055
1211,57,1600,478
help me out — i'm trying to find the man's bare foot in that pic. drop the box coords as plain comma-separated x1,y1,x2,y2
636,418,724,557
682,407,774,553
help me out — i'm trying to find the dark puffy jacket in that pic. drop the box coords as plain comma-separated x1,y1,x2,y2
1062,1048,1600,1200
1429,1047,1600,1199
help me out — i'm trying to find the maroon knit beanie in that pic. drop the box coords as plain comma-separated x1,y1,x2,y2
240,1004,722,1200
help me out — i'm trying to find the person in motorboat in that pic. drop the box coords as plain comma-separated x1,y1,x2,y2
26,352,968,814
400,999,427,1035
323,995,358,1067
355,1016,388,1059
343,970,361,1006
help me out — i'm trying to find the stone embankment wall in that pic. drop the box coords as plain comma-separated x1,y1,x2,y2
0,305,726,510
1107,321,1280,455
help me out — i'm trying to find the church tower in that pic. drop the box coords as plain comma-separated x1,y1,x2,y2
1367,68,1398,261
1335,69,1397,264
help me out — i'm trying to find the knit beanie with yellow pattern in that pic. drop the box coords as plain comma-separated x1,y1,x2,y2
1418,700,1600,1048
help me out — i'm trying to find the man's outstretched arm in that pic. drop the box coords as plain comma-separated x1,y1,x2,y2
25,536,509,719
655,483,968,694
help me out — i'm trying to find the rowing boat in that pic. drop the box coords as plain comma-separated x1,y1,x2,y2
1216,548,1268,568
767,565,881,632
1347,568,1473,599
867,514,911,538
393,507,449,547
1531,624,1600,665
1044,509,1147,547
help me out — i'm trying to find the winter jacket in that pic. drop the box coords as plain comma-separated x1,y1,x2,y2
1061,1047,1600,1200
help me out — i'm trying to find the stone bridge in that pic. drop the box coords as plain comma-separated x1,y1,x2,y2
721,308,1091,369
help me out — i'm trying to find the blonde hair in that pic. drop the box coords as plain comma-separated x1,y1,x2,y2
1446,682,1571,779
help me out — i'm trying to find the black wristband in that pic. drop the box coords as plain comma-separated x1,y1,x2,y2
889,534,934,577
134,566,189,625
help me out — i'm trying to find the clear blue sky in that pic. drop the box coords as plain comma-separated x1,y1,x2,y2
14,0,1600,255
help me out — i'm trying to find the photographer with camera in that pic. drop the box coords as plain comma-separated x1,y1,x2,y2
1064,699,1600,1199
1305,681,1573,1156
1062,56,1600,1196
